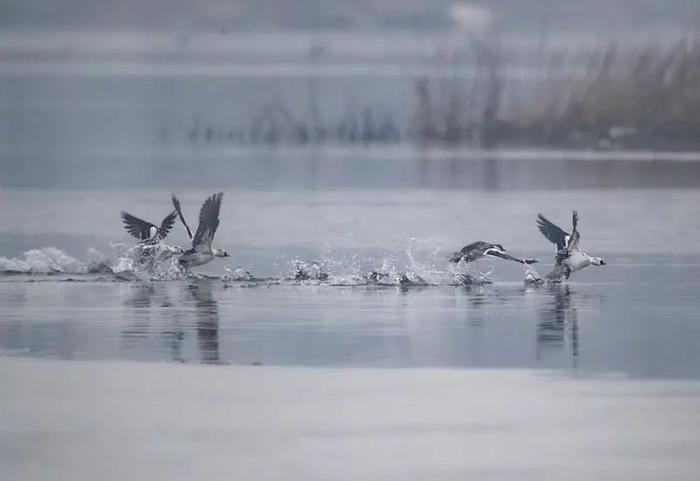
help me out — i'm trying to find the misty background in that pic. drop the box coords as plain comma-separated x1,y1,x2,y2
2,0,700,190
2,0,698,31
2,0,700,263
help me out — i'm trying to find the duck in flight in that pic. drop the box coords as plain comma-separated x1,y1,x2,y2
449,241,538,265
172,192,229,268
537,211,605,280
121,209,177,244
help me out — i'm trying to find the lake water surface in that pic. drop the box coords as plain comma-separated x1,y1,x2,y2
2,148,700,480
1,150,700,378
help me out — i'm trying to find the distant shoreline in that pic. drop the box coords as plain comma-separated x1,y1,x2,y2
205,143,700,163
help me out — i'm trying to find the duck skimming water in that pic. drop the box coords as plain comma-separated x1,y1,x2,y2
172,192,229,268
537,211,606,280
449,241,537,265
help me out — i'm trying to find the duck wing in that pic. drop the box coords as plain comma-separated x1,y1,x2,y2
537,213,571,251
485,249,538,264
121,211,157,241
569,210,580,249
171,194,194,240
192,192,223,253
157,210,178,241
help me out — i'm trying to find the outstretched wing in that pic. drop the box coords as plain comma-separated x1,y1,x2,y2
485,249,538,264
192,192,223,252
121,211,157,240
171,194,193,240
537,213,571,251
569,210,580,249
157,210,178,241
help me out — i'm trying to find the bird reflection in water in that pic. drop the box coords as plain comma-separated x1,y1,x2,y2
187,282,221,364
123,284,157,309
122,284,183,358
536,284,580,367
121,282,221,364
121,284,159,344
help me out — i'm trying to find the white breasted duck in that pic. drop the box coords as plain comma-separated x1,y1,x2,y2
537,211,606,280
172,192,229,268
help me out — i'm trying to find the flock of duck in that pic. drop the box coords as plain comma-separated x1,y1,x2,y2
121,193,606,284
121,192,230,273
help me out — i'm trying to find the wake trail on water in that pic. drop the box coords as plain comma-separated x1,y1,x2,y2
0,241,519,286
0,244,183,280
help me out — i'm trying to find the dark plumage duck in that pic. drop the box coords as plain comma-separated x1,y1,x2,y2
121,209,177,244
449,241,537,265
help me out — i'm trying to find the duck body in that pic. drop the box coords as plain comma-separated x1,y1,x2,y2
564,250,592,273
178,250,214,268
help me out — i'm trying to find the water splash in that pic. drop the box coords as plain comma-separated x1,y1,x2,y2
0,238,527,287
109,243,186,281
223,268,255,282
523,264,546,286
290,259,329,281
446,255,496,286
0,247,86,274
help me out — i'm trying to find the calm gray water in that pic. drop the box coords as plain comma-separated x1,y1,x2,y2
0,265,698,379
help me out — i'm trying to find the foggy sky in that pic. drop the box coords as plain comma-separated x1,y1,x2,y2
1,0,698,33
